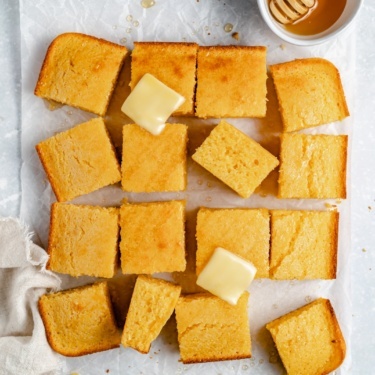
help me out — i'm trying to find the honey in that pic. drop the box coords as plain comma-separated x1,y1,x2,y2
283,0,347,35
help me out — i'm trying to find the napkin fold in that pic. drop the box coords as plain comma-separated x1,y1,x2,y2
0,217,61,375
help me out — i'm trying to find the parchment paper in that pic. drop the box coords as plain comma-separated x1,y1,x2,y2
19,0,354,374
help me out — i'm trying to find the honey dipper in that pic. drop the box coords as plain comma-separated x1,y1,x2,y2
269,0,316,24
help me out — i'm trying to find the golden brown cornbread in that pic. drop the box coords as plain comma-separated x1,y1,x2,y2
35,33,128,116
39,282,121,357
121,275,181,353
175,292,251,364
278,134,348,199
270,210,338,280
36,117,121,202
131,42,198,115
192,120,279,198
270,58,349,132
196,207,270,277
120,201,186,274
196,46,267,118
121,124,188,192
47,203,119,278
266,298,346,375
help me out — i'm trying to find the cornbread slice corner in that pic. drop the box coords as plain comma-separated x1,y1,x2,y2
120,200,186,274
192,120,279,198
36,117,121,202
131,42,198,116
121,123,188,192
196,207,270,278
47,203,119,278
175,292,251,363
270,58,349,132
266,298,346,375
35,32,128,116
39,282,121,357
278,133,347,199
270,210,338,280
196,45,267,118
121,275,181,353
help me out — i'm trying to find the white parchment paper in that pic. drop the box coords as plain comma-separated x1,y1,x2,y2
20,0,354,374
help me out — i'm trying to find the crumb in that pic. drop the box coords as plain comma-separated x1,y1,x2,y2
368,206,372,211
280,44,286,50
232,32,240,41
106,370,109,374
208,32,211,35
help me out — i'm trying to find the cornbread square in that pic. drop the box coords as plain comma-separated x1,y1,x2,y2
131,42,198,115
35,33,127,116
266,298,346,375
196,46,267,118
175,292,251,363
122,124,187,192
270,58,349,132
196,207,270,278
36,118,121,202
278,134,348,199
270,210,338,280
121,275,181,353
120,201,186,273
39,282,121,356
47,203,119,278
192,120,279,198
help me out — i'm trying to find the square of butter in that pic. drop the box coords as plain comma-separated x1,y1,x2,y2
196,247,256,305
192,120,279,198
121,124,187,192
121,73,185,135
119,200,186,274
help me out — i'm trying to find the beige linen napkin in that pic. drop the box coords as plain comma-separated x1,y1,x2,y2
0,217,61,375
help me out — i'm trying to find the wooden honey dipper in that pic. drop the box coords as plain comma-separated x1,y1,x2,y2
269,0,316,24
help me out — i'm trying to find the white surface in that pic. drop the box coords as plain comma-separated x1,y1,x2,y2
0,0,374,374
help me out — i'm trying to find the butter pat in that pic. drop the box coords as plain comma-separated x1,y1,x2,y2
196,247,257,305
121,73,185,135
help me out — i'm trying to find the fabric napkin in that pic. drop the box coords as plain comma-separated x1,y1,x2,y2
0,217,61,375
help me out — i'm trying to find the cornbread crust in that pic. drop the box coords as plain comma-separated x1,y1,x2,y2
270,58,349,132
270,210,339,280
196,207,270,277
266,298,346,375
39,282,121,357
131,42,198,115
196,45,267,118
192,120,279,198
36,118,121,202
121,124,188,192
47,203,119,278
121,275,181,353
35,33,128,116
175,292,251,364
278,134,348,199
120,201,186,274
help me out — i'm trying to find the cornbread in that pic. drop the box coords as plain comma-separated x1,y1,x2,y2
120,201,186,274
266,298,346,375
270,58,349,132
270,210,338,280
175,292,251,363
122,124,188,192
196,46,267,118
196,207,270,278
35,33,127,116
131,42,198,115
192,120,279,198
278,133,348,199
47,203,119,278
39,282,121,357
121,275,181,353
36,118,121,202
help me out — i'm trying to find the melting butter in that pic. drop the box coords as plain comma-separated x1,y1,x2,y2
196,247,257,305
121,73,185,135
